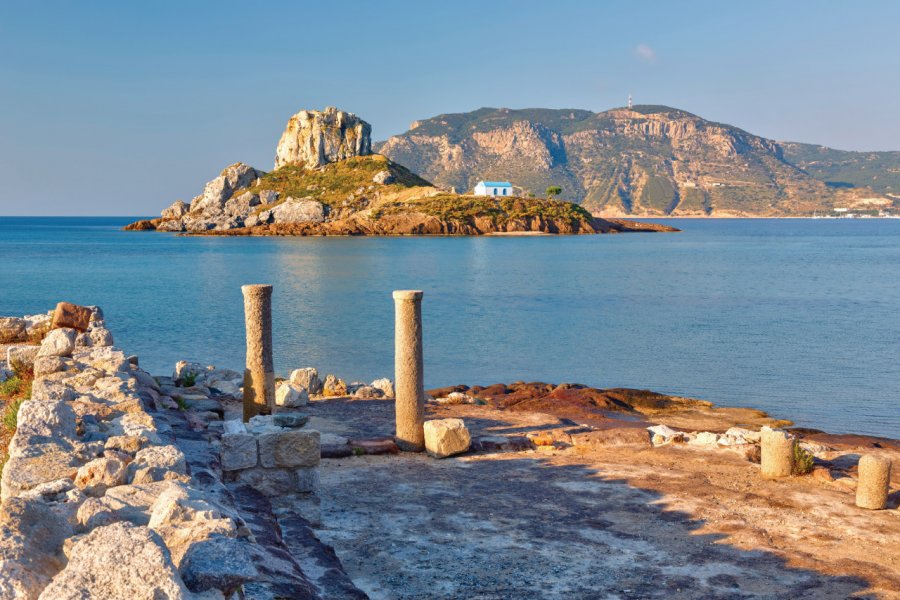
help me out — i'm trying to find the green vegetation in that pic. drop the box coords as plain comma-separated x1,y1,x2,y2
545,186,562,199
181,372,197,387
230,155,432,215
1,371,32,469
372,194,593,225
792,442,815,475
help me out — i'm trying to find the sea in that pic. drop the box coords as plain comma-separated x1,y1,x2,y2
1,217,897,438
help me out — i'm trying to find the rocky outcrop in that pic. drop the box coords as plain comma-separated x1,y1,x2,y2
275,107,372,169
378,105,893,217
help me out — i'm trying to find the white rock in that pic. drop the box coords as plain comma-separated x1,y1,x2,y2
370,378,394,398
74,457,128,497
275,382,309,408
687,431,721,447
275,107,372,169
270,196,327,224
7,345,40,372
37,522,194,600
290,368,322,395
424,418,472,459
37,328,76,357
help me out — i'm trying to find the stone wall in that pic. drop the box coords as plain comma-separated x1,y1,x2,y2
0,306,341,599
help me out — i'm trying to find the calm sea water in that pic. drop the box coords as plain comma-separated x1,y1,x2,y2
1,217,897,438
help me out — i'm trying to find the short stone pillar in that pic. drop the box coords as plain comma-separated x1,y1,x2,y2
242,284,275,422
760,427,794,478
393,290,425,452
856,454,891,510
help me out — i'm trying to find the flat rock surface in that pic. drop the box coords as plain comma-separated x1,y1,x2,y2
306,397,900,599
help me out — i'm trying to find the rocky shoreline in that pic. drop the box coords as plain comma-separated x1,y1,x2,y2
2,305,897,598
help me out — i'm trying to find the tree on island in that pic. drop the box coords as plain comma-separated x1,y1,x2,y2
546,185,562,199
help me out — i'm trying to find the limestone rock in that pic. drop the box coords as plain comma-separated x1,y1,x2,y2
371,378,394,398
7,345,39,373
74,457,128,497
38,522,193,600
191,162,264,216
233,467,297,497
179,535,257,595
173,361,203,385
275,382,309,408
33,356,68,377
50,302,93,332
0,317,27,343
89,326,114,347
424,418,472,459
647,424,682,445
128,445,187,484
258,430,320,468
161,200,190,219
571,428,651,449
373,169,395,185
37,328,76,358
220,432,258,472
223,191,260,217
322,374,347,397
11,400,77,449
258,189,279,205
1,443,82,501
274,107,372,169
290,367,323,395
0,497,70,600
270,196,327,224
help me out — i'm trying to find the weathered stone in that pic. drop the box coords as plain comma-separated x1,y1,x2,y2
128,445,187,484
688,431,721,447
173,360,203,385
72,347,129,374
161,200,190,219
272,412,309,429
0,497,70,600
275,382,309,408
353,385,382,399
221,432,258,471
7,345,40,373
75,482,170,530
856,454,891,510
322,374,347,397
258,429,320,468
274,107,372,169
38,522,193,600
373,169,395,185
647,424,683,445
191,162,263,216
289,367,322,395
89,326,114,347
179,535,257,595
294,467,319,493
234,467,297,497
394,290,425,452
571,427,651,449
424,418,471,458
0,317,27,342
10,400,77,448
37,327,76,357
74,457,128,497
242,284,275,420
371,377,394,398
270,196,327,224
760,426,794,478
1,443,82,500
33,355,69,377
50,302,93,332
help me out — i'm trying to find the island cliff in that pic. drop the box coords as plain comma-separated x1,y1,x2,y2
125,108,677,236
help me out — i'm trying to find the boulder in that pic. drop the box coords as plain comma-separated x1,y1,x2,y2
223,191,260,217
373,169,395,185
191,162,263,216
37,328,76,358
647,424,682,445
128,445,187,484
0,317,26,343
370,378,394,398
50,302,93,332
423,418,472,459
0,497,70,600
10,400,77,449
322,374,347,397
1,443,82,500
258,189,279,205
220,431,258,472
161,200,190,219
173,361,204,385
88,326,114,347
179,535,257,596
270,197,327,224
37,522,193,600
24,313,52,337
290,367,323,395
74,457,129,497
275,382,309,408
274,107,372,169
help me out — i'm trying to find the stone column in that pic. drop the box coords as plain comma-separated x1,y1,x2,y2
393,290,425,452
242,284,275,422
760,427,794,478
856,454,891,510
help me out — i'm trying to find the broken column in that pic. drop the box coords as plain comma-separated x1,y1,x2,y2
393,290,425,452
856,454,891,510
760,426,793,478
242,284,275,421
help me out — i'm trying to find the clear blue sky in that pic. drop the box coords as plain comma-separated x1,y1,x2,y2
2,1,898,215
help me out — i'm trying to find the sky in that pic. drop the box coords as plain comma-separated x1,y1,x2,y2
2,1,899,216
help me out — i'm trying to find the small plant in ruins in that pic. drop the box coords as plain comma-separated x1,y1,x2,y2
792,441,815,475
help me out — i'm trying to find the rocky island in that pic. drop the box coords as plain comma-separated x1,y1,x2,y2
125,108,677,236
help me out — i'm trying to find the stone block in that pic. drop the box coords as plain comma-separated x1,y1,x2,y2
221,433,258,471
37,328,76,358
272,412,309,428
50,302,93,332
234,467,297,497
571,427,651,449
294,467,319,493
275,382,309,408
424,418,472,459
258,429,320,468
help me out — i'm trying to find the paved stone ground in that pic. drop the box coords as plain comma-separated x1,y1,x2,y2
305,398,899,600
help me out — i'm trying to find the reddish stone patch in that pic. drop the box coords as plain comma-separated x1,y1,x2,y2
51,301,92,332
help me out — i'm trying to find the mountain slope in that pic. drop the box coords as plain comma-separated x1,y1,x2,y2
377,106,896,216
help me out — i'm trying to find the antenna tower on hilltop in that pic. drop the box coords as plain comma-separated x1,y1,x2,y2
628,94,633,110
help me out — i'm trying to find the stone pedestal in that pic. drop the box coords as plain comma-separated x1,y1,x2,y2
242,285,275,422
393,290,425,452
856,454,891,510
760,427,793,478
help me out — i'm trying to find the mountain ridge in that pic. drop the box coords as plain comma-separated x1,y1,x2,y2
376,105,899,216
